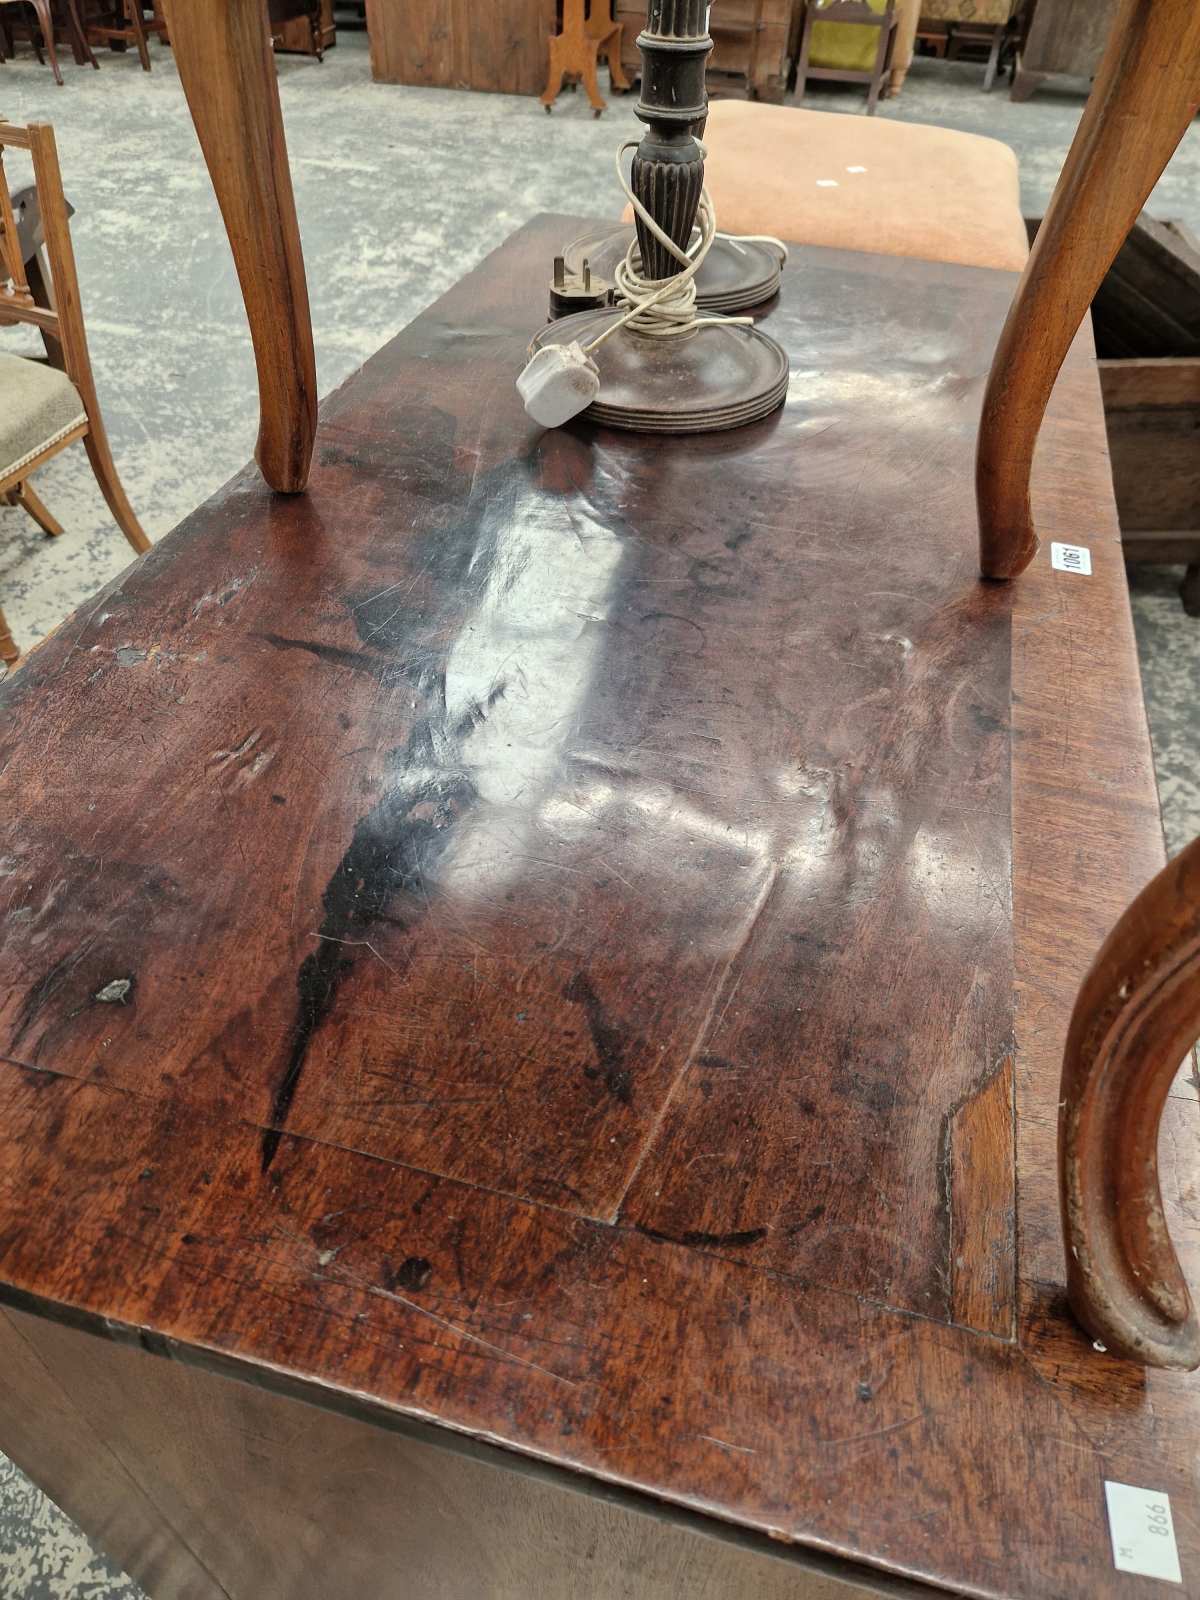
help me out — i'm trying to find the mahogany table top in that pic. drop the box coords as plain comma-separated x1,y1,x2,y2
1,215,1197,1599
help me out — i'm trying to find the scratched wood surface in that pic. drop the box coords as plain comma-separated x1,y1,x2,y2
0,217,1195,1599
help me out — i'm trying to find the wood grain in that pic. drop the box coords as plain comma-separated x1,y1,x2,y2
165,0,317,493
0,220,1194,1597
977,0,1200,577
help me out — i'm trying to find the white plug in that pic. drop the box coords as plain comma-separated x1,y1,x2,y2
517,341,600,428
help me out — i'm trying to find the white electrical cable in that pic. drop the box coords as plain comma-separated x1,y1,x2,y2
516,140,789,427
579,140,757,355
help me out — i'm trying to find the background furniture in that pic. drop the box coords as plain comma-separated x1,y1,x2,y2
81,0,153,69
541,0,628,114
1011,0,1120,100
0,0,90,83
916,0,1023,90
270,0,333,55
0,117,148,667
366,0,555,94
617,0,801,103
794,0,898,112
269,0,332,57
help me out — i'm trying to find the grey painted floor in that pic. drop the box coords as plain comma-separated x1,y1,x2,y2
0,28,1198,1598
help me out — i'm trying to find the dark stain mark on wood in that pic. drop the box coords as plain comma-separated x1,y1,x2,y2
259,633,416,687
262,754,473,1171
389,1256,433,1292
563,972,632,1104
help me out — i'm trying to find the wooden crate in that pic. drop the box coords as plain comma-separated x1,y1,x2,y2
366,0,556,94
1099,357,1200,567
1011,0,1120,101
615,0,799,102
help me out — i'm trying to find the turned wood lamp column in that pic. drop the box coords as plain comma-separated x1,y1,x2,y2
630,0,710,280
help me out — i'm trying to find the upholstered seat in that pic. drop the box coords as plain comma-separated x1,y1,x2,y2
0,350,87,482
699,101,1029,272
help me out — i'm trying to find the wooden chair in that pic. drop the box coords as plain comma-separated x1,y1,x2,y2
917,0,1022,92
81,0,152,69
0,117,149,667
0,0,93,82
541,0,630,116
794,0,899,115
968,0,1200,1367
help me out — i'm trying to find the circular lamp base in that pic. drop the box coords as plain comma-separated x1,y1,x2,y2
530,309,789,434
562,223,784,314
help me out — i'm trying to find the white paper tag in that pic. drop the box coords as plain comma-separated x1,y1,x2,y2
1051,541,1092,575
1105,1481,1182,1583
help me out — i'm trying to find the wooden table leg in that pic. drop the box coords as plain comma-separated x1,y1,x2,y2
976,0,1200,578
163,0,316,494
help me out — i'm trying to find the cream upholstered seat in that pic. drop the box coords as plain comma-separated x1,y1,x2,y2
699,101,1029,273
0,352,88,486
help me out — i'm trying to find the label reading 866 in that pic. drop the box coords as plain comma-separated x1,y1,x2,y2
1105,1481,1182,1584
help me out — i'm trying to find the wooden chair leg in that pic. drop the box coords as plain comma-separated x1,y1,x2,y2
28,0,63,80
793,3,816,106
0,605,18,670
603,24,629,89
22,0,47,66
580,43,604,114
164,0,317,494
541,35,564,107
70,0,98,66
982,21,1003,91
7,479,64,536
977,0,1200,579
126,0,150,69
865,21,893,114
81,427,150,554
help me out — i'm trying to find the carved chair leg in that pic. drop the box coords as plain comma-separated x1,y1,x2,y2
163,0,317,494
1060,833,1200,1369
581,43,604,113
982,22,1003,91
8,478,64,536
540,34,565,106
80,428,149,554
604,24,629,89
976,0,1200,579
28,0,63,80
126,0,151,69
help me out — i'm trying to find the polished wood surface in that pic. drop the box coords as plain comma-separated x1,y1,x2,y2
0,218,1195,1598
976,0,1200,579
1060,834,1200,1369
165,0,317,494
0,1306,921,1599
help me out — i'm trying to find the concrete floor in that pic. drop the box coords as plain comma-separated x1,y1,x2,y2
1,26,1199,1599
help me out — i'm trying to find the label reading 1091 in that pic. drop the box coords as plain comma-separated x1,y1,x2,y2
1105,1481,1182,1584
